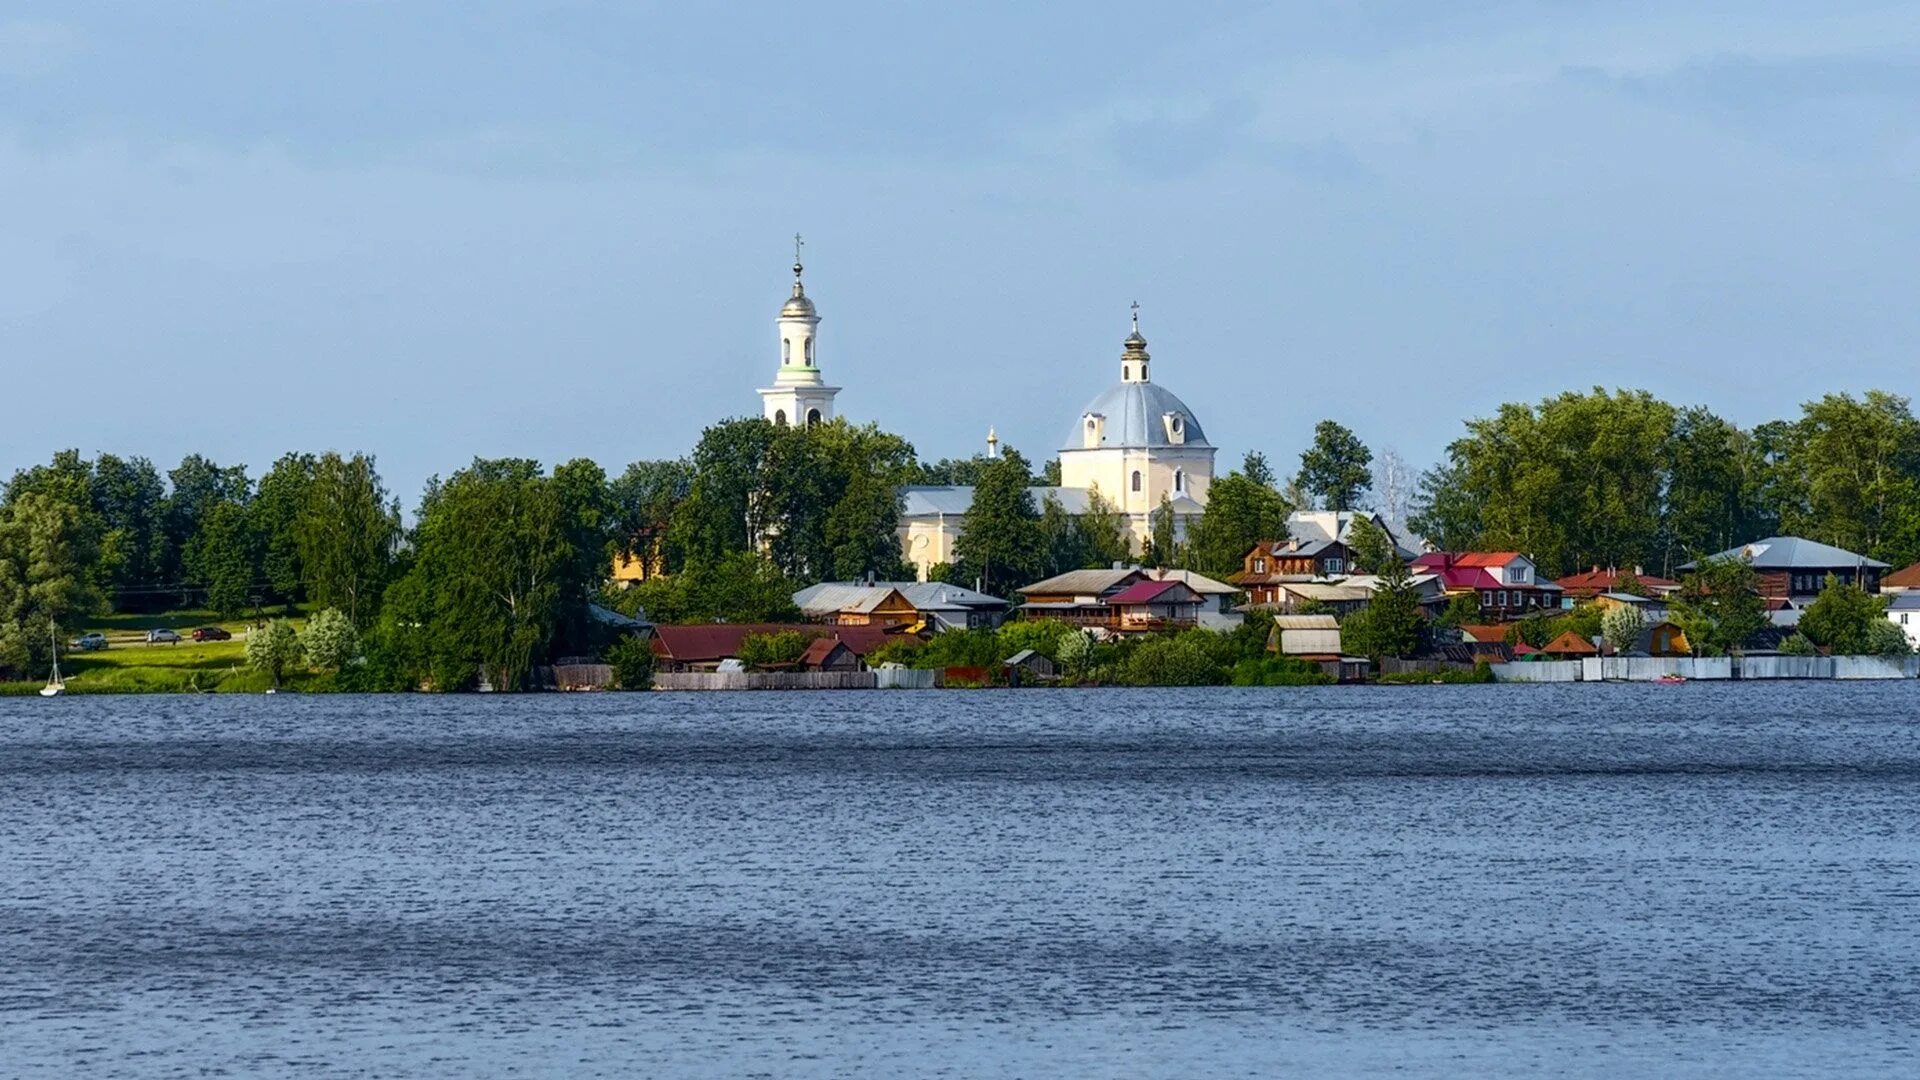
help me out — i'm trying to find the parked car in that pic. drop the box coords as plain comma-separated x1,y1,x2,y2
146,628,182,645
70,633,109,651
191,626,232,642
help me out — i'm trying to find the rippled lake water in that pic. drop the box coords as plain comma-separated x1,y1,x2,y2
5,684,1919,1077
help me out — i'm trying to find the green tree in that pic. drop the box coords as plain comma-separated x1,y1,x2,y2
245,618,304,688
609,458,693,579
163,455,251,589
1865,619,1912,657
1797,574,1887,655
296,452,398,626
251,452,316,603
1407,460,1480,553
604,634,655,688
738,629,811,669
89,453,168,607
1056,627,1095,678
1778,632,1818,657
303,607,361,672
952,448,1043,593
1360,556,1423,658
1147,494,1178,567
0,493,101,675
1188,453,1290,576
1659,407,1764,576
187,500,260,618
1296,420,1373,511
1120,634,1225,686
1344,515,1396,575
1775,392,1920,566
1601,603,1646,655
1673,555,1768,656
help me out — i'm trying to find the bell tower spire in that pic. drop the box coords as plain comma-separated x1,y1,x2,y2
1120,301,1150,384
758,234,840,427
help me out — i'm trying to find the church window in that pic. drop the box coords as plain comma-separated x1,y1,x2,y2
1174,469,1185,493
1131,470,1142,493
774,409,787,426
1124,365,1131,381
806,408,823,427
783,338,792,363
804,338,814,366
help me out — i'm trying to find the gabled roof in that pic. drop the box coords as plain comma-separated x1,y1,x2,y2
1679,536,1889,571
1412,551,1527,570
652,623,892,664
793,581,1008,616
1541,630,1598,656
799,638,852,667
1106,579,1200,606
1554,568,1680,594
1271,614,1339,629
1148,568,1239,595
1456,624,1510,644
1883,560,1920,589
1277,628,1343,657
1019,567,1147,596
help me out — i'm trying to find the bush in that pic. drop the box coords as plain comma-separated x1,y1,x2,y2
304,608,361,672
605,634,655,688
1777,632,1818,657
244,619,304,688
1865,619,1912,657
1120,636,1225,686
1601,604,1646,655
997,619,1073,660
1056,629,1094,677
738,630,811,669
1377,662,1494,684
1228,656,1333,686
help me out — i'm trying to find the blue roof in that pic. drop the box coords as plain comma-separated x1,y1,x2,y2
1062,381,1211,451
1680,536,1889,572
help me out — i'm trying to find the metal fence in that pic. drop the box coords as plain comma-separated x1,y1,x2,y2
652,671,880,691
1488,661,1582,683
874,668,940,689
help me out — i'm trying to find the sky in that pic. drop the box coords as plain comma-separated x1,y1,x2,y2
4,1,1919,507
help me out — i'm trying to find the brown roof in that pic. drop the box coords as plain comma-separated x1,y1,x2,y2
652,623,896,665
1541,630,1598,656
800,638,851,667
1456,624,1510,644
1554,567,1680,596
1885,560,1920,589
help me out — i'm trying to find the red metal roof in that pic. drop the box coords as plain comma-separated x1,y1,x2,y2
1554,568,1680,595
1884,560,1920,589
1104,579,1193,606
652,623,894,664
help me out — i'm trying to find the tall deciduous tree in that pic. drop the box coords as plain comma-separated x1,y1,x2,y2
1673,555,1767,656
251,452,317,603
296,452,398,626
952,448,1042,593
1776,392,1920,566
1296,420,1373,512
1188,453,1290,576
0,493,100,675
187,500,260,618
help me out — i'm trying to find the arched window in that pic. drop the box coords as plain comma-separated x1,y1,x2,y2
773,409,787,426
1131,470,1142,493
806,408,823,427
1174,469,1185,493
1123,365,1131,381
783,338,792,363
804,338,814,366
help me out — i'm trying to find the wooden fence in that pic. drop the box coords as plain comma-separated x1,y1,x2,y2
653,671,880,691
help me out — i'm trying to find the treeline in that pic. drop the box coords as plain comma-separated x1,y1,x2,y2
5,387,1919,684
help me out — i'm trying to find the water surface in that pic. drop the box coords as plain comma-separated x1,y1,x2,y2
5,685,1918,1076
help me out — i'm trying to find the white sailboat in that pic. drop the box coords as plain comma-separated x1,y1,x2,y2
40,623,65,697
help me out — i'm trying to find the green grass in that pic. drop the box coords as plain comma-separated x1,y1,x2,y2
1,607,321,694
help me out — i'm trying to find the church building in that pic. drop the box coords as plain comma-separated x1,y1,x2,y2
899,307,1216,580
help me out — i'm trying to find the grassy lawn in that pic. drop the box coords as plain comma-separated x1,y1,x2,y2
0,607,317,695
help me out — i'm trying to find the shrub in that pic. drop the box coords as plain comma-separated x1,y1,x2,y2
1228,656,1333,686
738,630,811,669
1601,604,1645,655
1777,632,1818,656
304,608,361,672
245,619,304,689
605,634,656,688
1865,619,1912,657
1056,629,1094,677
997,619,1073,660
1120,636,1225,686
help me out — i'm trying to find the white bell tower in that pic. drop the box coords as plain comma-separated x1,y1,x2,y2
758,234,840,427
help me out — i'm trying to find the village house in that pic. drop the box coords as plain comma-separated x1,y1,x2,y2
1264,613,1370,681
1102,578,1205,632
1553,566,1680,603
1409,552,1563,620
1541,630,1599,659
1679,536,1888,602
1145,568,1243,629
1016,566,1149,623
1232,511,1421,605
1887,592,1920,649
791,580,1009,633
650,624,891,673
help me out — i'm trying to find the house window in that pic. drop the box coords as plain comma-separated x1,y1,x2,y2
1254,558,1267,574
1496,590,1508,607
1482,591,1494,607
1506,566,1527,584
1324,557,1344,575
1903,614,1910,625
1131,471,1142,492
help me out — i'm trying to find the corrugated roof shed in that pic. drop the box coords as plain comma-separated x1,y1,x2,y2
1278,628,1344,656
1680,536,1889,571
1272,614,1339,629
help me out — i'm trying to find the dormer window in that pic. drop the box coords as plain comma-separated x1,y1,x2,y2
1163,413,1186,444
1082,413,1105,448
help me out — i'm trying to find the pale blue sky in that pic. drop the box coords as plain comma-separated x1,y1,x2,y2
4,2,1919,505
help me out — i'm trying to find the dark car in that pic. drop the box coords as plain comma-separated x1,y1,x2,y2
191,627,232,642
